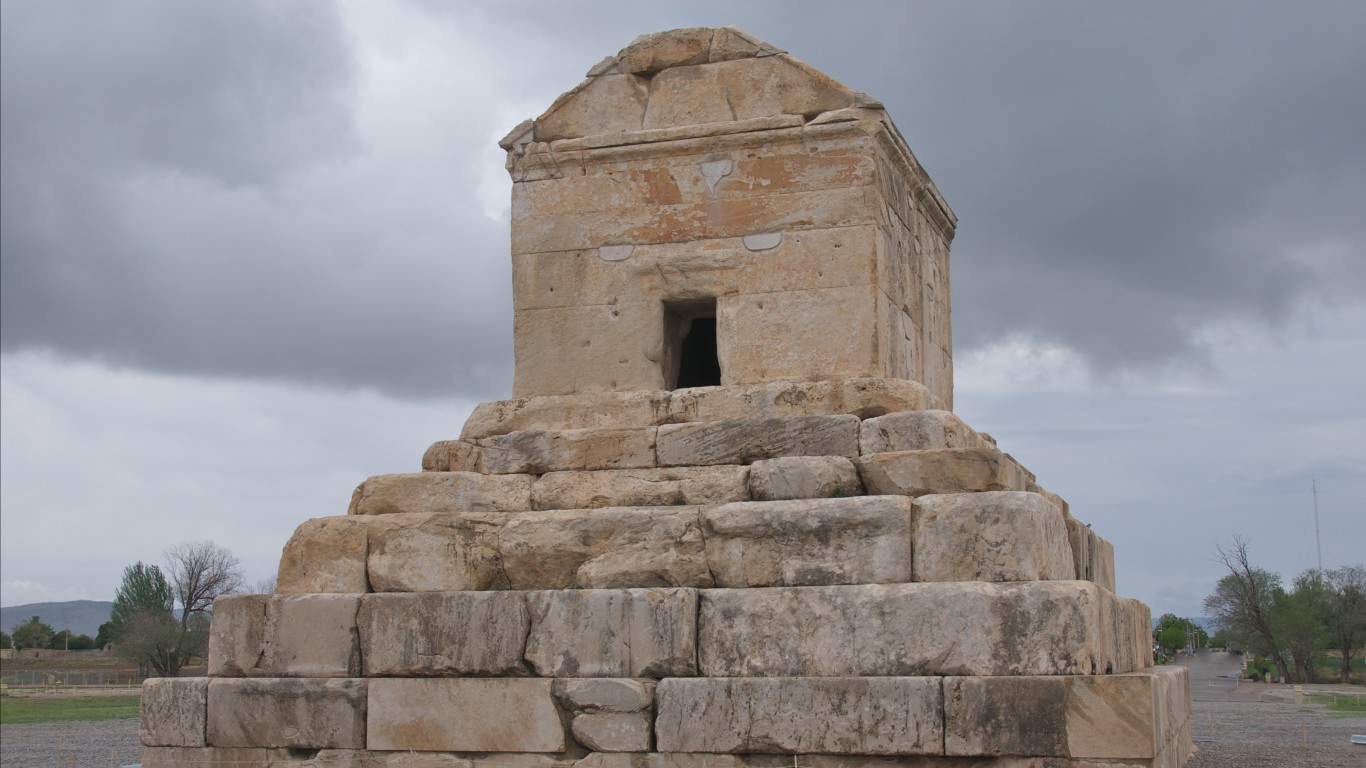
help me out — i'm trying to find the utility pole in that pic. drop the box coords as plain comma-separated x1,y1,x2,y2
1312,477,1322,575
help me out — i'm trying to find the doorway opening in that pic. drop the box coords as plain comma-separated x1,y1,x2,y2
663,299,720,390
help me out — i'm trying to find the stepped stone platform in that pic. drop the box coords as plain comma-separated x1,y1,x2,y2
142,26,1191,768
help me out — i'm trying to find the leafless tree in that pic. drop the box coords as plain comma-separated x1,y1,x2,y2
1204,536,1290,681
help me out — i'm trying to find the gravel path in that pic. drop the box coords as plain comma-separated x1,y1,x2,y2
0,718,142,768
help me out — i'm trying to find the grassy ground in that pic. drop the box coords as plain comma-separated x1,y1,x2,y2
1306,692,1366,717
0,694,140,725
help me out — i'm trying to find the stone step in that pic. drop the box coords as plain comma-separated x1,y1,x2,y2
458,376,936,440
144,667,1187,761
279,492,1110,594
210,582,1149,683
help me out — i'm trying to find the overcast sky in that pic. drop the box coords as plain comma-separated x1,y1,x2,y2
3,1,1363,622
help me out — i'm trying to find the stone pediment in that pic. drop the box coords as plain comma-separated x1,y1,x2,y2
502,27,883,147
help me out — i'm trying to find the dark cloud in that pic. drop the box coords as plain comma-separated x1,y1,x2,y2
3,1,1364,399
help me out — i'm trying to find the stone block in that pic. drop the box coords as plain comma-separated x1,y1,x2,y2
277,516,382,594
642,56,858,130
349,472,534,516
858,410,985,453
572,713,652,752
207,678,366,749
618,28,713,74
141,677,207,747
525,588,698,677
669,377,937,422
717,287,884,387
512,303,669,397
208,594,268,677
141,747,294,768
654,676,942,754
499,507,712,590
532,466,749,510
367,678,565,752
477,426,658,474
702,497,911,587
462,390,672,439
944,667,1190,760
1065,518,1118,593
258,594,361,677
366,512,509,592
420,440,484,472
911,492,1074,583
656,415,858,467
856,448,1029,497
746,456,863,501
698,582,1110,677
552,678,653,713
359,592,529,676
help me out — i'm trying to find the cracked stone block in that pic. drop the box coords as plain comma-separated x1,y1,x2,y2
525,588,698,677
911,491,1074,583
349,472,534,516
359,591,529,676
141,677,207,747
207,678,366,749
366,678,565,752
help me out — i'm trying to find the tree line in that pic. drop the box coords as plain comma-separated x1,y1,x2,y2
1203,536,1365,684
3,540,260,678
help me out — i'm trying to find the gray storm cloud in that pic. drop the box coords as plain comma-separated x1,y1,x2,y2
3,1,1364,399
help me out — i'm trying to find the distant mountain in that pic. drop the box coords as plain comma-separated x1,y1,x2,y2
2,600,114,638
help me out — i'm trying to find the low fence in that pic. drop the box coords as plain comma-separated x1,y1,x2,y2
0,668,146,689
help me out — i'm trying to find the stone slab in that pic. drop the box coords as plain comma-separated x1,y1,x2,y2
572,713,652,752
656,415,858,467
911,491,1074,583
525,588,698,677
460,378,935,438
944,667,1191,760
366,678,565,752
207,678,366,749
532,466,749,510
349,472,534,516
553,678,653,713
359,591,529,676
746,456,863,501
478,427,658,474
420,440,484,473
499,507,712,590
208,594,268,677
277,517,380,594
702,496,911,587
698,582,1113,677
366,512,509,592
141,677,207,747
257,594,361,677
856,448,1029,497
654,676,943,754
859,410,985,453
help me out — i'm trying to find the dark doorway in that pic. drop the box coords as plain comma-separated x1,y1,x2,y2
663,300,720,389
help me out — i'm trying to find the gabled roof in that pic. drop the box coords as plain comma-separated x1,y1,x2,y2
502,27,882,147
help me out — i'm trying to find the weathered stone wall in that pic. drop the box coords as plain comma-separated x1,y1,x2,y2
504,28,954,407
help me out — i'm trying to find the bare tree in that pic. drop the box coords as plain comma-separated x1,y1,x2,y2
1203,536,1290,681
112,541,243,676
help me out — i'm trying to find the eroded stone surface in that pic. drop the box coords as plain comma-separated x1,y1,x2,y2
856,448,1029,497
525,588,698,677
859,410,985,453
349,472,533,516
360,592,529,676
702,497,911,587
367,678,565,752
277,517,381,594
656,415,858,466
553,678,653,713
572,712,652,752
478,427,658,474
207,678,366,749
208,595,268,677
141,677,207,747
746,456,863,501
532,466,748,510
699,582,1112,677
366,512,509,592
499,507,712,590
912,492,1074,583
654,677,943,754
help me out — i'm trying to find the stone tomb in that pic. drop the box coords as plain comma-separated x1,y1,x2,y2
142,27,1192,768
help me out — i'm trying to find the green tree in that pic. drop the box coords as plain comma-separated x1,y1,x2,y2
1203,537,1290,681
1153,613,1207,656
10,616,55,650
94,620,115,650
1274,571,1328,683
110,542,243,676
0,630,12,649
1323,565,1366,684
